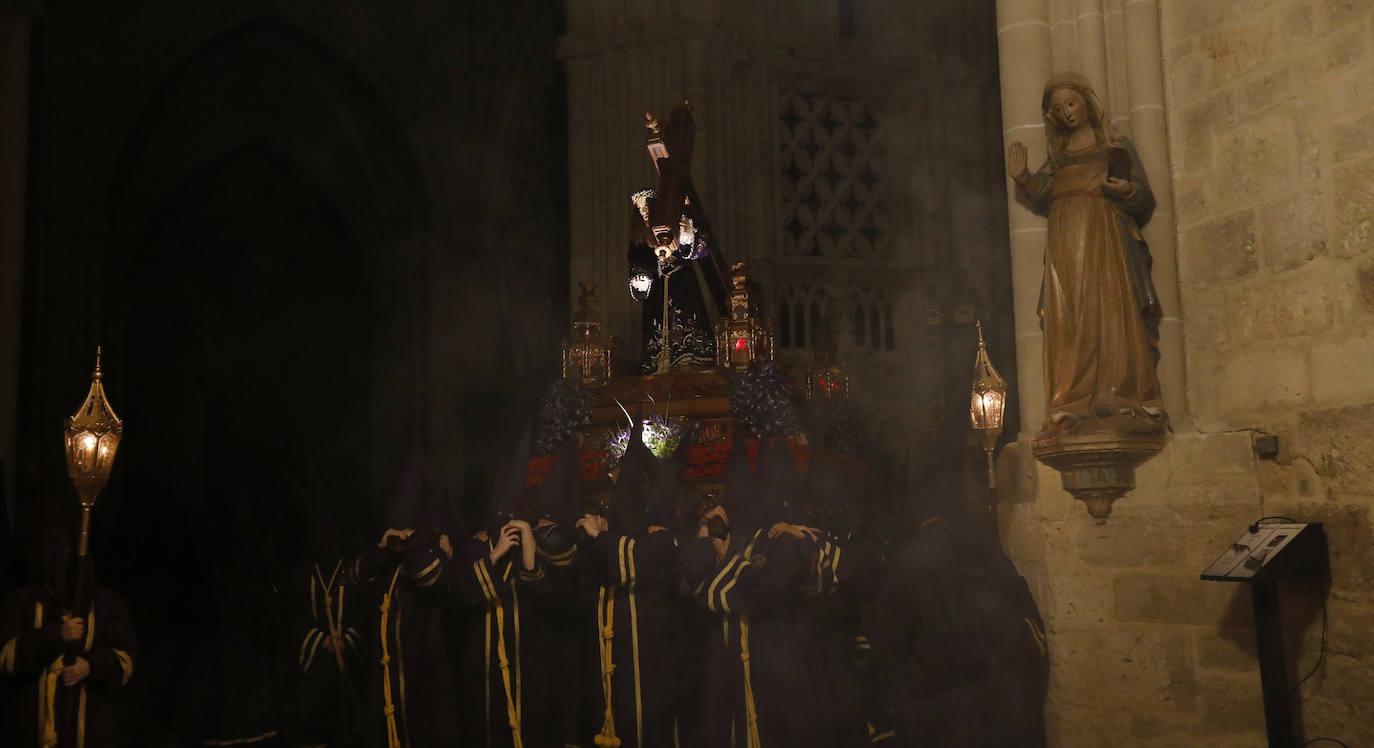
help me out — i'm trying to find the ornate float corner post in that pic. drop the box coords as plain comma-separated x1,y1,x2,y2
715,262,773,370
1007,72,1170,522
563,281,613,388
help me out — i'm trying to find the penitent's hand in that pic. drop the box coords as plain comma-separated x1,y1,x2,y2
378,528,413,548
490,524,521,564
60,615,85,643
577,514,603,539
509,520,538,571
1007,141,1030,184
768,522,804,540
767,523,821,541
61,657,90,686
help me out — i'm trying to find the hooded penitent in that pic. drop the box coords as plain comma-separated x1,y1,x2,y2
302,461,359,563
719,427,761,540
802,447,845,538
485,421,535,537
2,518,137,748
39,525,78,608
384,442,426,533
531,434,583,550
645,439,688,530
754,436,801,526
906,393,983,532
384,442,467,556
608,418,654,535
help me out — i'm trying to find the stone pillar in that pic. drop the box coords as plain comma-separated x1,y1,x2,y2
0,0,37,528
1120,0,1186,425
995,0,1054,431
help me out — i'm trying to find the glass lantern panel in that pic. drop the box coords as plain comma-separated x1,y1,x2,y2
73,431,99,473
969,393,988,429
96,433,120,474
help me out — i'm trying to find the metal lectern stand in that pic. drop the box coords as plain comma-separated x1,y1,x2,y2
1201,522,1329,748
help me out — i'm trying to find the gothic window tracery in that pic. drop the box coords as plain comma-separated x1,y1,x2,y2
778,91,891,260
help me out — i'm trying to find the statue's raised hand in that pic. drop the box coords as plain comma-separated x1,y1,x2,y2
1007,141,1030,184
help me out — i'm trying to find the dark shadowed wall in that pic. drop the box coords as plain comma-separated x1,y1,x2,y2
12,1,567,740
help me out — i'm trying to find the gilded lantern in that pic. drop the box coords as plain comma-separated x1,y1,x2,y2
65,346,123,509
805,348,850,401
969,321,1007,486
65,346,123,556
715,263,773,369
563,281,613,388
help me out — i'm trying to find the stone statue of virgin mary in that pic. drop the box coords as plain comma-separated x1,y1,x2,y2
1007,72,1167,437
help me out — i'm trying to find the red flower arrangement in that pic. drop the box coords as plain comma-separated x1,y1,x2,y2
525,440,863,486
525,450,609,488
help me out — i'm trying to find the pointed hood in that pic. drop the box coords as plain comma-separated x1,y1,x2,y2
755,437,801,525
803,447,845,536
302,457,370,561
646,440,688,529
421,480,466,538
486,420,535,534
721,429,764,539
304,483,345,561
533,434,585,526
609,418,653,533
229,485,269,572
39,523,78,607
385,442,426,531
907,393,978,531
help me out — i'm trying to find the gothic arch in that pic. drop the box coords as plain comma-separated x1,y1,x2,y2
108,15,429,246
102,15,433,513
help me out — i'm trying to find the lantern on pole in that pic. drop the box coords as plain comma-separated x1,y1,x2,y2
969,321,1006,488
64,346,123,557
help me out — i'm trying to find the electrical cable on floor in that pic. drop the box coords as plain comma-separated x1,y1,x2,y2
1303,738,1349,747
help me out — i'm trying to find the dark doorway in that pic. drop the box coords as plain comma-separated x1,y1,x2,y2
107,144,373,737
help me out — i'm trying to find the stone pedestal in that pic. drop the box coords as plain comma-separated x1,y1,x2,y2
1032,426,1168,522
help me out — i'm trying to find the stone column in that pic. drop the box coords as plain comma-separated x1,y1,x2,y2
995,0,1054,431
1120,0,1186,425
0,0,37,527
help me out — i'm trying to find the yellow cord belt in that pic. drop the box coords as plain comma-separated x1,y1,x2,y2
597,535,647,747
740,615,761,748
627,546,643,748
594,587,620,747
38,606,94,748
493,591,524,748
378,568,403,748
483,605,492,748
316,565,352,681
39,656,62,748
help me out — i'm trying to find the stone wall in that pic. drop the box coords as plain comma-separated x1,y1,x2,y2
996,0,1374,744
1164,0,1374,741
999,433,1271,746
